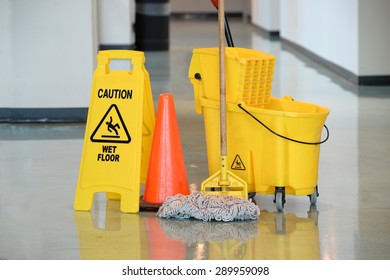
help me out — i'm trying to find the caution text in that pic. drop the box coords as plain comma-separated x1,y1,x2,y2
97,88,133,100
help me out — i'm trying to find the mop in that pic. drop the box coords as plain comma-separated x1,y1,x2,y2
157,192,259,222
157,0,260,222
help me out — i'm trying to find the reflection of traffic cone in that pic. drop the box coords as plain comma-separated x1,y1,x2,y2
140,93,189,210
144,218,186,260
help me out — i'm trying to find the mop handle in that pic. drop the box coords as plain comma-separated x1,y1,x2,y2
210,0,234,47
219,0,227,157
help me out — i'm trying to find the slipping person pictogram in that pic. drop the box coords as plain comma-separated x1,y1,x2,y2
106,116,120,136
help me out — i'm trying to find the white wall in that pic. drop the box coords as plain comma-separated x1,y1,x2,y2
97,0,135,47
280,0,359,75
359,0,390,76
278,0,390,77
251,0,280,32
171,0,250,15
0,0,98,109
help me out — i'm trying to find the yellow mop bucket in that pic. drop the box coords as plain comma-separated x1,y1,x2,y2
189,46,329,210
199,96,329,210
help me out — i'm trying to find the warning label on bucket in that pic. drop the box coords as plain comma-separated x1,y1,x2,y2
231,154,246,170
90,104,131,144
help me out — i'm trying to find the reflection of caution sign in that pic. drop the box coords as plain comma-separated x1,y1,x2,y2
231,154,246,170
90,104,131,143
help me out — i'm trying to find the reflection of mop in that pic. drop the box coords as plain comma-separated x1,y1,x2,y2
157,216,259,244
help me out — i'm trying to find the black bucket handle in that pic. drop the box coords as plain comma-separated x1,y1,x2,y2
237,103,329,145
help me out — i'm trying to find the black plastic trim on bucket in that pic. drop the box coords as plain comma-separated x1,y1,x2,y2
135,0,170,51
237,103,329,145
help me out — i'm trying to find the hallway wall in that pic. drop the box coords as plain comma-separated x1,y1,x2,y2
1,0,388,121
170,0,250,15
358,0,390,76
251,0,280,33
0,0,97,119
280,0,359,76
97,0,135,49
252,0,390,83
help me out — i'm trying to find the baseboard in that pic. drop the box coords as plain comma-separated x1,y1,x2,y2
251,24,280,41
0,108,88,123
170,12,243,20
99,44,135,51
358,75,390,86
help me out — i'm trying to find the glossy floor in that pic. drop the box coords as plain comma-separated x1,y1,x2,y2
1,18,390,260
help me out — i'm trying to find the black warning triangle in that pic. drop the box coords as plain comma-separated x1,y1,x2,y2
231,154,246,170
90,104,131,143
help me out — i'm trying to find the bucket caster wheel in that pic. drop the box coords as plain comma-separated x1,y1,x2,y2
274,187,286,212
248,192,256,199
308,185,319,205
248,192,257,204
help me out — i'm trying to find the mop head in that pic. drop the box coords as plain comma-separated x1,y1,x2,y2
156,192,260,222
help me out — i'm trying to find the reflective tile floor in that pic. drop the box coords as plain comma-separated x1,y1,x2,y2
1,18,390,260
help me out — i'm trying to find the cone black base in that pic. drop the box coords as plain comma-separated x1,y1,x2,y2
139,196,162,212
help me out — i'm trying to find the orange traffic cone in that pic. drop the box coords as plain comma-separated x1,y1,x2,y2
140,93,189,210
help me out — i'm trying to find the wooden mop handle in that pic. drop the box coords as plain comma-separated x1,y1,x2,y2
219,0,227,157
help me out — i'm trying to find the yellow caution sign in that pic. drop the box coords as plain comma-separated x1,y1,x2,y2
140,69,155,184
74,50,155,213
